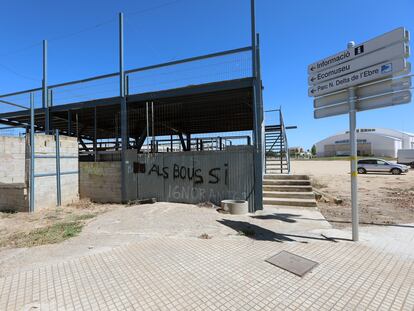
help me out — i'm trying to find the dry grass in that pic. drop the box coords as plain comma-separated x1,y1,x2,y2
311,178,328,189
1,221,83,248
0,200,121,249
238,228,256,236
198,233,212,239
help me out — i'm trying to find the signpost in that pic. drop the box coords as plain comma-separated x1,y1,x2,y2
308,42,409,86
309,58,409,97
308,27,412,241
314,76,412,108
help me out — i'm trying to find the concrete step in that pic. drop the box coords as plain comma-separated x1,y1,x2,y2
263,185,313,192
263,191,315,199
263,179,311,186
266,171,290,174
264,174,310,180
263,197,317,207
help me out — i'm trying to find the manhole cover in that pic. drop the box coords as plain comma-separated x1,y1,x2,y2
266,250,318,277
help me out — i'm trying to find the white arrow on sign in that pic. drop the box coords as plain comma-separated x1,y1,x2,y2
313,76,412,108
308,42,410,86
308,58,410,97
314,90,412,119
308,27,409,74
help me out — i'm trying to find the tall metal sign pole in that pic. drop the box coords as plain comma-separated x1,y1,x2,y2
251,0,263,212
308,28,411,241
119,12,128,203
347,42,358,241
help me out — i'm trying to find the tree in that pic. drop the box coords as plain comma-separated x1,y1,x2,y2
311,144,316,156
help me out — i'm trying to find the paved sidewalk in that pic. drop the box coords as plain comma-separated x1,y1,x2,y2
1,235,414,311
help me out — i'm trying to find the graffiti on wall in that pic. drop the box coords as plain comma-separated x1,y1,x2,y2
167,185,246,203
133,157,251,205
137,162,229,186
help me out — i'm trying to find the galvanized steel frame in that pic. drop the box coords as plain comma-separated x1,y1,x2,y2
0,2,264,212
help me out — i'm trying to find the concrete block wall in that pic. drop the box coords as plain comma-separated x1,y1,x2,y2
0,134,79,212
0,184,26,212
0,136,26,184
30,135,79,209
79,162,122,203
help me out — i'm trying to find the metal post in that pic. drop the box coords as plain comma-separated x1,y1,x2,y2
146,101,149,153
186,134,191,151
125,75,129,96
251,0,263,212
43,40,49,134
151,101,155,153
94,107,97,162
348,41,359,241
49,89,53,107
68,110,72,136
119,12,128,203
55,129,62,206
257,33,265,174
29,92,35,213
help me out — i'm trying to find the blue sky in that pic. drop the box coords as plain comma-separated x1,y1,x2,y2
0,0,413,148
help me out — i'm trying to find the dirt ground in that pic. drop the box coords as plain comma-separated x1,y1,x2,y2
291,160,414,227
0,200,121,248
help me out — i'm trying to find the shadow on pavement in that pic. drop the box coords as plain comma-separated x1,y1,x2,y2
217,219,351,243
250,213,300,223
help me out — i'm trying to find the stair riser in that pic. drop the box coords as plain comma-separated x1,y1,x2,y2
263,192,315,199
264,175,310,180
263,186,313,192
263,180,311,186
263,199,317,207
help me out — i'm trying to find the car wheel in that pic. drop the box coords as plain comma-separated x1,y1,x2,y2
357,167,366,174
410,163,414,169
391,168,402,175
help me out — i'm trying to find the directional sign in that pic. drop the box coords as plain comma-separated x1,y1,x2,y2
308,27,411,243
308,42,410,86
314,90,412,119
308,58,409,97
308,27,409,74
314,76,412,108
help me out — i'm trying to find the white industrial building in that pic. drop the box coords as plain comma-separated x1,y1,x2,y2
315,128,414,158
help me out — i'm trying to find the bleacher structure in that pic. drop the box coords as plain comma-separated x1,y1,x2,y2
0,2,300,212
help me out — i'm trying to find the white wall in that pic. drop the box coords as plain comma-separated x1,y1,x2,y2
315,131,402,158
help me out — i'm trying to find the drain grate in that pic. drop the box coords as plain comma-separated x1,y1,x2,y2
266,250,318,277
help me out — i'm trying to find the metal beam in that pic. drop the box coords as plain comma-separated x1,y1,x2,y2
68,110,72,135
93,107,97,161
186,133,191,151
79,138,90,152
178,133,187,151
55,129,62,206
0,78,254,120
43,40,50,134
29,93,35,213
0,46,252,99
135,127,147,152
251,0,263,212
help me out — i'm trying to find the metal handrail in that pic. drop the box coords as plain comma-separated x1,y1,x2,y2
279,109,290,174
